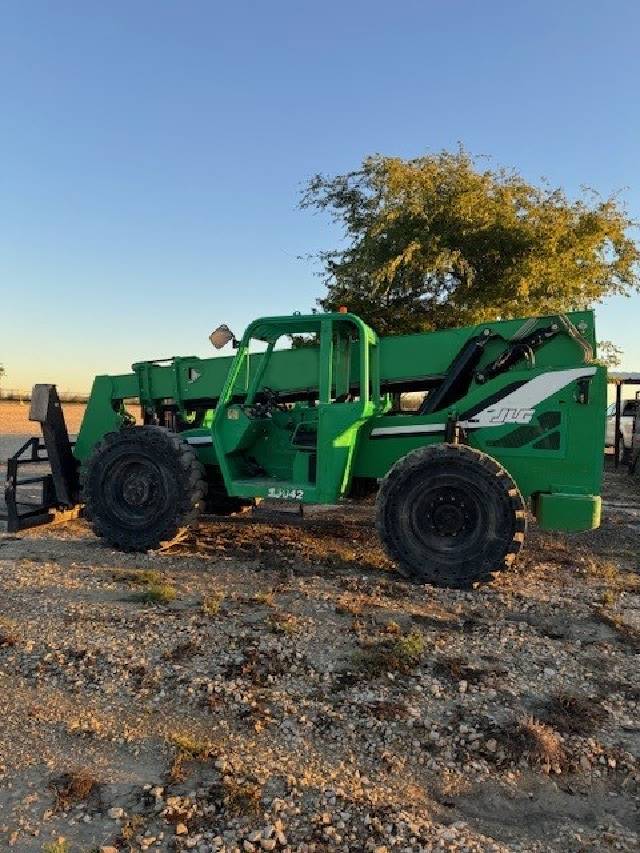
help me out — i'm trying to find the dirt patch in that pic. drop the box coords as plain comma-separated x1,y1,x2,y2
162,503,394,576
0,400,86,437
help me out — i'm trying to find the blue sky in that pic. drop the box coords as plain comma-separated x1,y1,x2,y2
1,0,638,391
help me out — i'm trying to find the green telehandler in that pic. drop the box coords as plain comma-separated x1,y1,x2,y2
3,308,606,589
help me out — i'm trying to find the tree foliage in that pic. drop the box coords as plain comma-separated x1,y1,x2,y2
301,149,639,335
596,340,623,368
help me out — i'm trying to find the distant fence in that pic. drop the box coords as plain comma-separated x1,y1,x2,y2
0,388,89,403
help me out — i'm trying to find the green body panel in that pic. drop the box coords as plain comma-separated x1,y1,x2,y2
353,362,608,501
536,493,602,531
74,375,131,461
74,309,606,532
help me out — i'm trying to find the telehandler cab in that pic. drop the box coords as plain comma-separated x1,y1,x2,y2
3,309,606,589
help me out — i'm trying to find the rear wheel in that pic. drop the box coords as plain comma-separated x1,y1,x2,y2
81,426,207,551
376,443,526,588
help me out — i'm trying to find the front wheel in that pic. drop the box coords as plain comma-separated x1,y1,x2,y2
81,426,207,551
376,444,526,588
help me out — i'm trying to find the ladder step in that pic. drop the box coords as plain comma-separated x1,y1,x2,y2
252,498,304,518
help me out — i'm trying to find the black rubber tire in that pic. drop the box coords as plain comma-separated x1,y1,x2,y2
376,443,526,589
81,426,207,551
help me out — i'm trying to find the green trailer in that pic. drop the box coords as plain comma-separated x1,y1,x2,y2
4,308,606,588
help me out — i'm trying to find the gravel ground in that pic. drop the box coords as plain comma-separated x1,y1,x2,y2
0,461,638,852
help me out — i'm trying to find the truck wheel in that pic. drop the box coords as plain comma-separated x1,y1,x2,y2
81,426,207,551
376,444,526,589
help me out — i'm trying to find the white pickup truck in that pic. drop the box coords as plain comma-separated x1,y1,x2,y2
606,398,637,461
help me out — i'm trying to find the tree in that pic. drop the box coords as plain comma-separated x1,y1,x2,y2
301,149,639,335
596,340,623,368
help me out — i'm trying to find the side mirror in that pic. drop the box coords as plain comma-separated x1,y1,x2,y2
209,324,236,350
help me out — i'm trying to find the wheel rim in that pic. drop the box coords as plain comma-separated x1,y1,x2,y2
407,475,487,558
102,453,170,528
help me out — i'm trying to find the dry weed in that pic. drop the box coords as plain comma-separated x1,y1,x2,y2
223,779,261,817
203,591,225,615
131,582,177,605
541,693,606,735
49,769,99,812
42,841,70,853
498,715,565,770
168,731,213,759
354,629,425,676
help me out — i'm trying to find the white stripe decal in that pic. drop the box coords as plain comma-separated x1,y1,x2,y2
371,367,597,436
370,423,446,437
460,367,596,428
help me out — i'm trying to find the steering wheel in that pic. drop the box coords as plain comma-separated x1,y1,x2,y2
244,387,284,419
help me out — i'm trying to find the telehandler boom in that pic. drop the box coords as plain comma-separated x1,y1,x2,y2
3,309,606,588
